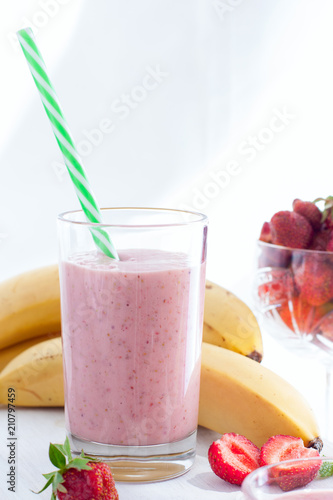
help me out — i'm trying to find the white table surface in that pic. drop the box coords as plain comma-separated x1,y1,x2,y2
0,407,246,500
1,406,332,500
0,333,332,500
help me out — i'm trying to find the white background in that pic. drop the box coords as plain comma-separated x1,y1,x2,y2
1,0,333,287
1,0,333,469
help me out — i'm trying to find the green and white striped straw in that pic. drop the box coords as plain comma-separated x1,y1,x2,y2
17,27,119,260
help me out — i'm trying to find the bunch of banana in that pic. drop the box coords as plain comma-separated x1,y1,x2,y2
203,280,263,362
0,266,321,447
0,266,263,370
0,338,322,451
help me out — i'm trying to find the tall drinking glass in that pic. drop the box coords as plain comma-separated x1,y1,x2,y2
57,207,208,482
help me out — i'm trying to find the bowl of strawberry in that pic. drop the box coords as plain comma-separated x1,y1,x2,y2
255,197,333,357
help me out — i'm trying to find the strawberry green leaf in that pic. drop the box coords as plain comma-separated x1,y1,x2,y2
69,457,93,470
322,211,329,222
56,482,67,493
49,443,66,469
52,471,65,495
80,448,98,461
63,436,72,461
32,474,55,494
52,443,70,463
42,472,56,479
319,461,333,478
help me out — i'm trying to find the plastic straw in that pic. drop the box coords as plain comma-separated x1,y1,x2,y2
17,28,119,260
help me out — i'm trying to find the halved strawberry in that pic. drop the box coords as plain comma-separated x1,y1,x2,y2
260,435,321,491
208,433,260,486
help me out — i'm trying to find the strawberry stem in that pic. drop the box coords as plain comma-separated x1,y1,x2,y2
32,437,96,498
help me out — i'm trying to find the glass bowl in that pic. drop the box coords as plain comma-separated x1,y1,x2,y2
242,457,333,499
254,240,333,441
255,241,333,360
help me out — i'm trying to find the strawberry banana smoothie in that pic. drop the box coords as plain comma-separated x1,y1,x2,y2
60,248,205,447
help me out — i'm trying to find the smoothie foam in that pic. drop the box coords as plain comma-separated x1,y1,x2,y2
60,249,205,446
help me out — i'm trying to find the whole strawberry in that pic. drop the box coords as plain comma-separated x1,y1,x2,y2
270,211,313,249
309,228,331,251
208,432,260,486
258,269,293,306
294,256,333,306
259,222,272,243
36,437,119,500
292,199,322,231
260,435,321,491
326,232,333,252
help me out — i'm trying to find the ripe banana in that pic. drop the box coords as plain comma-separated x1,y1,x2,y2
203,280,263,362
199,342,322,449
0,265,61,349
0,332,60,372
0,337,63,406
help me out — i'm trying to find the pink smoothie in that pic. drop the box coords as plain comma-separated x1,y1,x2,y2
60,249,205,446
274,491,333,499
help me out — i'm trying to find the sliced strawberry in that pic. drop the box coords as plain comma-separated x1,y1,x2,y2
260,435,321,491
208,433,260,486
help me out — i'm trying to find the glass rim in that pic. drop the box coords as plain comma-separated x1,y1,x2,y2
257,239,333,255
58,207,208,229
242,456,332,497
